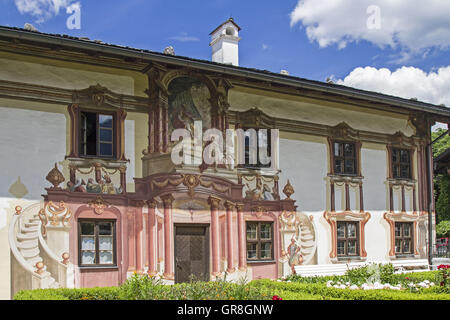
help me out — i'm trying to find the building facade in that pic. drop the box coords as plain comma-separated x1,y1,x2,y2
1,20,449,299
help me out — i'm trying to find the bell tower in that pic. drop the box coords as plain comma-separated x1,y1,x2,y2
209,18,241,66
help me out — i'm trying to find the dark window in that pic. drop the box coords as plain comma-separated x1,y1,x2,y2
337,221,359,257
246,222,273,261
244,129,272,169
392,148,411,179
395,222,413,255
78,220,116,267
333,142,357,175
80,111,115,158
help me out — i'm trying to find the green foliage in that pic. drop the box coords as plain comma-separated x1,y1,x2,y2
436,220,450,238
14,287,120,300
252,279,450,300
436,175,450,221
432,128,450,158
345,263,395,285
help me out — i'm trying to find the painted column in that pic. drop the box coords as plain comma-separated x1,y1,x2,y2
147,199,157,276
208,196,221,276
127,209,136,271
119,166,127,194
148,107,155,154
135,202,144,273
161,194,174,280
224,201,235,273
236,203,246,271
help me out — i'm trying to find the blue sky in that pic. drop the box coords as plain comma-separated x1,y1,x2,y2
1,0,450,121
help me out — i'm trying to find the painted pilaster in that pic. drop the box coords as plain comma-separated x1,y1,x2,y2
161,194,174,280
147,199,157,276
208,196,221,276
236,203,246,271
224,201,235,273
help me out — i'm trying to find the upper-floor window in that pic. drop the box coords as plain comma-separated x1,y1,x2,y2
80,111,115,158
392,148,411,179
333,142,357,175
244,129,272,169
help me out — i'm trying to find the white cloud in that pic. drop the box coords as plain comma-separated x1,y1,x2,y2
169,32,199,42
290,0,450,52
15,0,76,23
335,65,450,107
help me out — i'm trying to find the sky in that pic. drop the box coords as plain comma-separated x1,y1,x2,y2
0,0,449,129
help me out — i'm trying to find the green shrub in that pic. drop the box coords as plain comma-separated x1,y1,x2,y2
14,287,120,300
253,279,450,300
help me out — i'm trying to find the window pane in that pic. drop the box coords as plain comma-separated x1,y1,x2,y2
344,159,355,174
395,240,402,253
99,222,112,235
81,112,97,156
247,243,257,259
246,224,257,240
99,251,113,264
400,165,410,178
403,240,411,253
334,143,343,157
335,159,343,174
80,223,95,235
81,251,95,265
347,223,357,238
81,236,95,250
347,240,357,255
403,224,411,237
100,143,113,157
337,223,346,238
392,150,399,163
99,114,113,128
99,128,113,142
344,143,354,157
400,150,410,163
337,241,345,255
99,236,113,250
260,224,271,240
260,243,272,259
395,224,401,237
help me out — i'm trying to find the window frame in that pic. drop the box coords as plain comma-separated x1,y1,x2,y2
332,141,359,176
394,222,414,256
79,109,117,160
246,221,274,262
336,221,360,258
391,148,412,180
78,219,117,268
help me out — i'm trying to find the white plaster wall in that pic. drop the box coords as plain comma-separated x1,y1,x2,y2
361,146,390,261
0,101,67,300
0,57,135,95
278,137,331,264
229,89,415,136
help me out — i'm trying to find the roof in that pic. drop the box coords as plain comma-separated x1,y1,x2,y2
0,25,449,119
209,18,242,35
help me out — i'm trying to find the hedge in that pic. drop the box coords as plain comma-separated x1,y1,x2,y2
14,287,121,300
252,280,450,300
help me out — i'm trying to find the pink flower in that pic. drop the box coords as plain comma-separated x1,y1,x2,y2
272,295,282,300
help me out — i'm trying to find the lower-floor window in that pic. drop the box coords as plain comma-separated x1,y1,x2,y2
246,222,273,261
395,222,413,255
78,220,116,267
337,221,359,257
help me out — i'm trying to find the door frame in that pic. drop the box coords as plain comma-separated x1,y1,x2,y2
173,223,210,283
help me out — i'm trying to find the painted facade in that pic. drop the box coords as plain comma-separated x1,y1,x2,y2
1,24,449,300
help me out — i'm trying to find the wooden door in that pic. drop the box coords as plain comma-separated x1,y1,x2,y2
174,224,210,283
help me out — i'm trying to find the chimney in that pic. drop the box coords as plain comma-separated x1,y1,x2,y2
209,18,241,66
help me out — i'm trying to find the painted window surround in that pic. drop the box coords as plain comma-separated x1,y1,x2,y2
384,133,421,259
324,123,370,263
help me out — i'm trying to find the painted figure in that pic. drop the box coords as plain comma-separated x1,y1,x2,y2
287,237,303,274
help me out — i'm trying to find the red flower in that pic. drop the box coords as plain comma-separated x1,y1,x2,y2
272,295,282,300
440,281,445,287
437,264,450,270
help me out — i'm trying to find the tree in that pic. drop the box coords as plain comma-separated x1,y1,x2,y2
436,221,450,238
432,128,450,158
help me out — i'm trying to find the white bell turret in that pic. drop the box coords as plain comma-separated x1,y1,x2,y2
209,18,241,66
